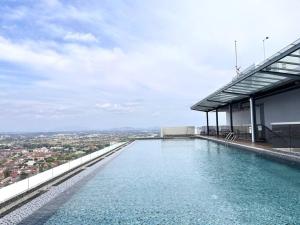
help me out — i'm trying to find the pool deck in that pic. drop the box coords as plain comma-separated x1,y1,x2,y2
196,135,300,165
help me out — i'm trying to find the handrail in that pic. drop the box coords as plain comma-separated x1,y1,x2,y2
225,132,232,141
231,134,237,142
224,132,237,145
225,132,236,145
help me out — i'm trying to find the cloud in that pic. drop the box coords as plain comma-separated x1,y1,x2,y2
0,100,80,119
64,32,98,43
95,101,142,114
0,36,69,72
0,0,300,131
0,33,236,101
3,7,28,20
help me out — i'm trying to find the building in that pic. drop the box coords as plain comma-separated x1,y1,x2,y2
191,39,300,149
160,126,196,138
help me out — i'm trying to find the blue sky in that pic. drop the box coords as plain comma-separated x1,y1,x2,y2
0,0,299,132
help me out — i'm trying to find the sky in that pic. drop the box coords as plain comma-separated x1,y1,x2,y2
0,0,299,132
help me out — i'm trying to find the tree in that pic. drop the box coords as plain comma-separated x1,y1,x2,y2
19,171,28,180
3,169,10,178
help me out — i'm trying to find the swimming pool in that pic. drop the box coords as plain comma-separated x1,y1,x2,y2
19,139,300,224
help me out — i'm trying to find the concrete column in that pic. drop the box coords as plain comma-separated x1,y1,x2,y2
250,97,256,143
206,111,210,135
216,108,219,136
229,104,233,132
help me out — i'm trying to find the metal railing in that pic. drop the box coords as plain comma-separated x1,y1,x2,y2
224,132,237,145
268,123,300,152
199,125,250,140
199,124,300,153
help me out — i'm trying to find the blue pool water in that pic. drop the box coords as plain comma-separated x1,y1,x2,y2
23,139,300,224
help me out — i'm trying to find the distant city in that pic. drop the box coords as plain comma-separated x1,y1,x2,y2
0,129,159,187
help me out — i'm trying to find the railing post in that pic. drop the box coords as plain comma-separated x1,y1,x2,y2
250,97,257,143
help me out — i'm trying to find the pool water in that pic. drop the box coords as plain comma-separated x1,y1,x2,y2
22,139,300,225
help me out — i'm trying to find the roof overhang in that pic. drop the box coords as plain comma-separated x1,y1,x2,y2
191,39,300,112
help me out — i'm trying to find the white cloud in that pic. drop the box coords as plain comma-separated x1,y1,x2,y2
0,35,230,97
95,101,142,114
0,36,70,72
64,32,98,43
0,100,80,119
4,7,28,20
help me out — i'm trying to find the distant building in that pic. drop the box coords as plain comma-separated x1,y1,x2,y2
26,160,35,166
34,147,49,153
0,169,5,179
160,126,195,138
0,177,12,186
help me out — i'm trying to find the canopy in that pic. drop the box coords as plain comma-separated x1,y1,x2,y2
191,39,300,112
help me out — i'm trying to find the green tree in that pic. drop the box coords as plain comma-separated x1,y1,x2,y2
19,171,28,180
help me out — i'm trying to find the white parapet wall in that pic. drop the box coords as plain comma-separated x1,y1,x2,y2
160,126,195,137
0,142,126,204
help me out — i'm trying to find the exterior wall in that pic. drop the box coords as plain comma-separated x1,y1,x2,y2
225,108,251,126
225,88,300,129
224,104,261,126
257,88,300,128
